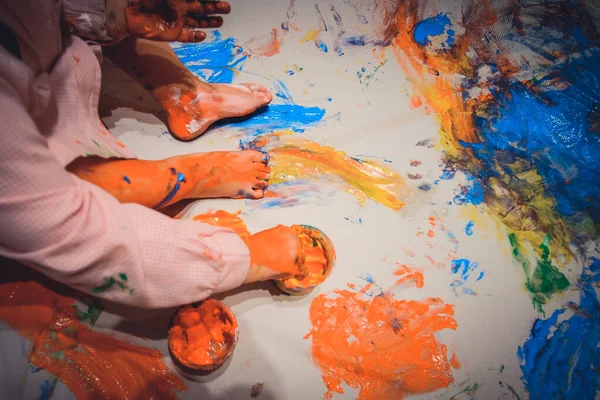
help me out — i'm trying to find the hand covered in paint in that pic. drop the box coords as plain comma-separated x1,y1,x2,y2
243,226,306,284
125,0,231,42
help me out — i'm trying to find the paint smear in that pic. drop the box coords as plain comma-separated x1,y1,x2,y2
509,233,569,313
394,264,424,288
0,280,186,399
244,28,281,57
518,272,600,399
300,29,321,42
450,258,484,296
242,134,408,210
192,210,250,240
306,288,457,399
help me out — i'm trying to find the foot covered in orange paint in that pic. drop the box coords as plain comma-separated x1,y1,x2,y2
243,225,328,284
160,83,273,140
186,150,270,199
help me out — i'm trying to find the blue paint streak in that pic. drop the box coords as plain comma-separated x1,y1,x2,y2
123,176,131,184
156,172,186,208
465,220,474,236
316,39,328,53
173,31,246,84
518,272,600,399
453,175,484,205
39,379,54,400
345,35,367,46
413,14,455,47
451,258,480,281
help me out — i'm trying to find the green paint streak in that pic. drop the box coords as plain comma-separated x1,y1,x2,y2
508,233,569,314
92,277,117,293
450,383,480,399
92,274,133,295
500,364,505,373
507,384,521,400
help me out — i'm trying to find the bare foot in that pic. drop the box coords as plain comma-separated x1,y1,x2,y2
244,225,305,283
186,150,270,199
159,83,273,140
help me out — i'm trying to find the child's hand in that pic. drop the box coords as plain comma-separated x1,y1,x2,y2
125,0,231,42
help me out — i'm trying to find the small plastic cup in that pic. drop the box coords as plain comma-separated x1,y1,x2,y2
275,225,336,295
168,299,238,373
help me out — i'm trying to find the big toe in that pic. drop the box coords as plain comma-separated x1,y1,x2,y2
241,83,273,104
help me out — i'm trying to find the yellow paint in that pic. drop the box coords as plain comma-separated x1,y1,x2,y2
300,29,320,42
253,134,408,210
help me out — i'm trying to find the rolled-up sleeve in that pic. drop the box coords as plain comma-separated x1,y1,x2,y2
0,77,250,308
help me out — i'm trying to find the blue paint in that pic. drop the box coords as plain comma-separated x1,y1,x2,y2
465,220,474,236
327,97,333,102
286,70,295,75
466,50,600,222
123,176,131,184
316,39,328,53
440,167,456,180
345,35,367,46
589,258,600,282
39,379,54,400
413,14,455,48
156,172,186,208
450,258,483,295
419,183,432,191
230,104,326,140
174,32,326,138
453,175,484,205
518,272,600,399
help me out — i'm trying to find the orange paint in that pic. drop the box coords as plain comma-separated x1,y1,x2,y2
192,210,250,241
427,229,435,238
394,264,424,288
409,93,423,109
0,280,186,399
169,300,238,370
450,353,462,369
307,290,457,399
246,28,281,57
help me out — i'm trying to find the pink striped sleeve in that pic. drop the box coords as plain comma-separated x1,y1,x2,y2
0,76,249,308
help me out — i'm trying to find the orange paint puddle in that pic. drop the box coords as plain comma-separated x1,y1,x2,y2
0,280,186,399
306,290,457,399
169,300,238,370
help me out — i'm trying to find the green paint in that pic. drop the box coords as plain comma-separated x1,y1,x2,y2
508,233,569,314
500,364,505,373
506,384,521,400
51,351,65,360
73,300,104,326
92,140,101,148
92,274,132,295
450,382,480,399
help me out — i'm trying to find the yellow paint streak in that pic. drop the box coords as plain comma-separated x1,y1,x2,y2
300,29,320,42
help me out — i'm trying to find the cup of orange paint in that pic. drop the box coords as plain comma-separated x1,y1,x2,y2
168,299,238,373
275,225,336,296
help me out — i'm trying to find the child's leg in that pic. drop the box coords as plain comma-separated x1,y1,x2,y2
67,151,270,208
105,38,273,141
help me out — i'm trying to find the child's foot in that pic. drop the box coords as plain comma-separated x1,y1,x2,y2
244,225,305,283
160,83,273,140
186,150,270,199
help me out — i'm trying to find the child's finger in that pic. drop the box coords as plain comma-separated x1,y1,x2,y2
186,15,223,28
175,28,207,43
187,1,231,15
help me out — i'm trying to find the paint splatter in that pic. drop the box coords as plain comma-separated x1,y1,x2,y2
450,258,484,296
251,382,264,398
0,280,186,399
92,273,133,295
306,289,457,399
518,271,600,399
242,134,409,210
394,264,424,288
464,221,474,236
156,171,186,208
